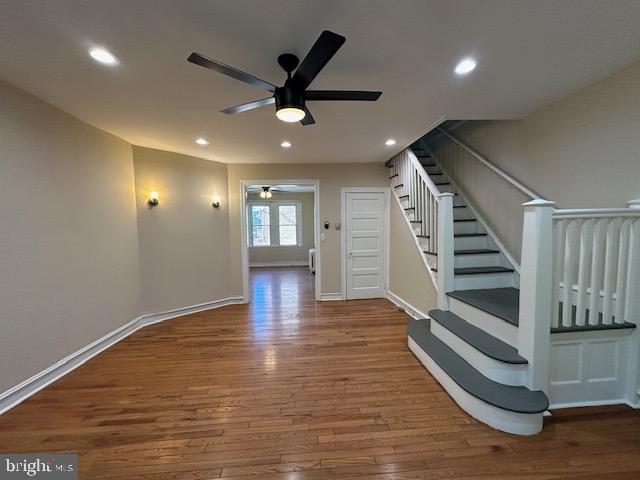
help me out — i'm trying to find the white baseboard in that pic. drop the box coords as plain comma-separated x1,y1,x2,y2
0,296,243,416
320,293,343,301
250,260,309,267
387,291,430,320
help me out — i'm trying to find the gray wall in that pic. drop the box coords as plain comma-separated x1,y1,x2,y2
0,80,141,392
430,59,640,262
132,146,233,313
388,197,438,314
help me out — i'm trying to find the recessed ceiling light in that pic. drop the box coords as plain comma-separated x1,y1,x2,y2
89,47,119,66
281,141,292,148
195,138,209,145
385,139,397,146
455,58,477,75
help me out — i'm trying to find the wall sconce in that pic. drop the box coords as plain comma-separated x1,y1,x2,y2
212,194,221,208
148,191,159,207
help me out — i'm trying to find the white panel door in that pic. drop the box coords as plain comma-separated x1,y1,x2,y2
345,192,387,299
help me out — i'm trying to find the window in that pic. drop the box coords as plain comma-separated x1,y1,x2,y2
251,205,270,246
278,205,297,245
248,201,302,247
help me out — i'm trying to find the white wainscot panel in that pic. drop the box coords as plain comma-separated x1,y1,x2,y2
548,330,632,409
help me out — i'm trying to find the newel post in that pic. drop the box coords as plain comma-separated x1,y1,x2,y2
518,199,556,392
437,193,455,309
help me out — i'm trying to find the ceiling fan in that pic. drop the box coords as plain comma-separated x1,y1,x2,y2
187,30,382,125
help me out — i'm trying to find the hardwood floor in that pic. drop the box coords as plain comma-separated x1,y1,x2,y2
1,266,640,479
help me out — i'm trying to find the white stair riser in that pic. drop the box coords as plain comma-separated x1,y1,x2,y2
454,252,502,268
454,235,490,250
454,271,516,290
430,320,527,386
453,207,474,220
448,296,518,346
408,338,543,435
454,221,484,235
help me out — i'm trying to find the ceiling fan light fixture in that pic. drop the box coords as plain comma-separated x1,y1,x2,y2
260,186,273,199
276,107,306,123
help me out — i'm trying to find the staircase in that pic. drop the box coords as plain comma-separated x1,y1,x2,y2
386,132,640,435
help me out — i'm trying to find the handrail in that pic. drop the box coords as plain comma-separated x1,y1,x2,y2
436,127,541,200
406,148,442,198
553,208,640,219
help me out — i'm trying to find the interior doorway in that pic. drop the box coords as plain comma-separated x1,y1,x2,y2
240,180,320,303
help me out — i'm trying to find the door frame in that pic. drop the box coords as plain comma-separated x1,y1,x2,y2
240,179,321,303
340,187,391,300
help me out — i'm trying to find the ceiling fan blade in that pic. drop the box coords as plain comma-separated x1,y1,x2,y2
292,30,345,90
301,106,316,125
220,97,275,114
187,52,277,92
306,90,382,101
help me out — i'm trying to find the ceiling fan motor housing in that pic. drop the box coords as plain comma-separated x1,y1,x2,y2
275,81,305,111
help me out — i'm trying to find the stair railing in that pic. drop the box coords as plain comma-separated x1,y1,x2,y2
388,148,455,308
519,199,640,392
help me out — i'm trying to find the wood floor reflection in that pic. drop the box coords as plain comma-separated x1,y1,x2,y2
1,266,639,479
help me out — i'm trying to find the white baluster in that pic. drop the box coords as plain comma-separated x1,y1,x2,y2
602,219,619,324
575,219,594,326
519,199,555,391
614,220,631,324
551,220,566,328
588,219,607,325
562,220,580,326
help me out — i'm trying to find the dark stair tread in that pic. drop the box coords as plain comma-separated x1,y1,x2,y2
432,266,514,275
407,320,548,413
455,249,500,255
389,174,399,179
398,194,409,199
403,207,415,210
429,309,527,364
394,184,404,188
448,288,520,327
416,235,430,238
454,233,487,237
551,322,636,333
453,205,467,209
409,220,421,223
435,182,451,186
423,249,501,256
454,219,476,223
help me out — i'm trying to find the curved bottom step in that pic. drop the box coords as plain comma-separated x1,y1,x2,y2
408,321,547,435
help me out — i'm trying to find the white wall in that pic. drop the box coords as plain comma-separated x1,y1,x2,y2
0,80,141,392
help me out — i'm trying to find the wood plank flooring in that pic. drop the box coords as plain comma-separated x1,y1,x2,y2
1,266,639,479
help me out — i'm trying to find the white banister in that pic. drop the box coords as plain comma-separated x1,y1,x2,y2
518,199,555,391
436,193,455,309
436,127,540,200
550,207,640,327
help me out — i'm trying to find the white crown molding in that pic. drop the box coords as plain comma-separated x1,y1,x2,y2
0,296,243,415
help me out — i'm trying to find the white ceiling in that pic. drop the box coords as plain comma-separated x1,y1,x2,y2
1,0,639,164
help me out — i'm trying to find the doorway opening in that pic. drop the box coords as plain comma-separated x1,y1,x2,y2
240,180,320,303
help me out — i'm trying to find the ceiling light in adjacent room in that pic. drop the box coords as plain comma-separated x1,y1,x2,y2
385,139,397,146
195,138,209,145
89,47,119,66
281,141,292,148
455,57,477,75
259,186,273,199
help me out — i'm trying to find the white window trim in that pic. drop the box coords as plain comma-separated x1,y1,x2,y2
247,200,303,248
